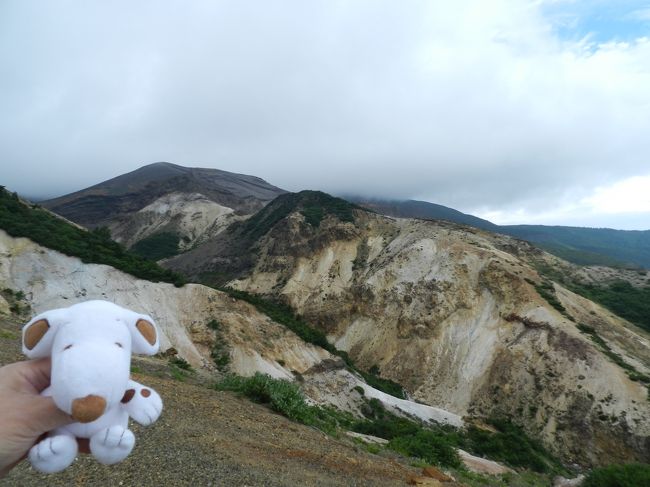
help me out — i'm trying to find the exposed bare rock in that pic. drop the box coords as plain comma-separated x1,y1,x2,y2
109,192,243,249
193,208,650,465
456,449,513,475
553,474,585,487
41,162,286,249
0,229,460,428
346,431,389,445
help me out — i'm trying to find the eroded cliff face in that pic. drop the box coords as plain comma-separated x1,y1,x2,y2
226,211,650,465
109,192,243,249
0,230,327,381
0,229,460,428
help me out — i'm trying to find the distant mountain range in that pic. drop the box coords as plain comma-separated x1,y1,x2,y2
350,198,650,269
35,163,650,269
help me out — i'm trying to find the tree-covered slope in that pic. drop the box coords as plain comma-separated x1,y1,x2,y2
0,186,185,286
503,225,650,269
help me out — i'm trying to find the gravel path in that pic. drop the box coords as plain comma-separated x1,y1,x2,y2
1,317,417,486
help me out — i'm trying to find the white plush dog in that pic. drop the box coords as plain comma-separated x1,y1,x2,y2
21,300,163,473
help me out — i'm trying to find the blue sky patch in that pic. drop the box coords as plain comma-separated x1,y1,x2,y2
541,0,650,43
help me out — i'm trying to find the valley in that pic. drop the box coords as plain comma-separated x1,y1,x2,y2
1,165,649,485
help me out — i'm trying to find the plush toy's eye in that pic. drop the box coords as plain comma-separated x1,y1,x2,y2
63,344,73,351
115,342,123,348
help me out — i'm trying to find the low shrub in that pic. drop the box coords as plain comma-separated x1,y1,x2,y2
130,232,181,261
583,463,650,487
215,373,353,434
207,318,230,371
459,419,557,473
216,373,310,421
389,430,461,468
169,356,192,371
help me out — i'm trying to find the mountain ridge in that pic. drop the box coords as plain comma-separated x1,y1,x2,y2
350,197,650,268
39,162,287,252
42,162,286,222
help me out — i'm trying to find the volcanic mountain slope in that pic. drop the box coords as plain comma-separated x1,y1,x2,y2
351,197,650,269
42,162,286,250
166,191,650,466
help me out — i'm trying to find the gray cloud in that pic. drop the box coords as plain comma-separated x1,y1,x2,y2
1,0,649,228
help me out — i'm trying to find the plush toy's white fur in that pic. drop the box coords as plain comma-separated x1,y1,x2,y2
21,300,163,473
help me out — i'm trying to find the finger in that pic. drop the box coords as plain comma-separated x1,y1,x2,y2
26,395,73,435
6,358,53,393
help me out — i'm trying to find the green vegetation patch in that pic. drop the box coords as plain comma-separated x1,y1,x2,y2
169,356,192,371
240,190,359,241
130,232,181,261
207,319,230,371
168,356,194,381
221,288,405,398
537,242,633,268
389,430,462,469
219,374,564,473
583,463,650,487
1,287,29,316
460,419,559,473
575,281,650,333
0,188,185,286
532,280,569,317
533,260,650,334
215,373,354,435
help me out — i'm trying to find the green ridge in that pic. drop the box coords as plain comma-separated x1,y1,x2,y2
0,187,185,286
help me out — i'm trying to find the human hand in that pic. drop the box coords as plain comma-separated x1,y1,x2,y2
0,359,73,477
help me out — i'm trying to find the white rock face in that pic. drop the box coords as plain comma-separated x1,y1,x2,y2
228,212,650,465
457,449,514,475
301,365,463,427
0,229,461,428
0,229,321,374
109,192,242,249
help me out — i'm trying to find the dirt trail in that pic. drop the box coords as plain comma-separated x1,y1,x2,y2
1,318,417,486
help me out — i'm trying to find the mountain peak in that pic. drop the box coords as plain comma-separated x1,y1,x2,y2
41,163,286,226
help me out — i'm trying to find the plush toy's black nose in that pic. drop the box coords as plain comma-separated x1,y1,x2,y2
71,394,106,423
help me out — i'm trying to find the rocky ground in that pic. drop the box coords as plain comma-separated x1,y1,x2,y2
1,316,427,487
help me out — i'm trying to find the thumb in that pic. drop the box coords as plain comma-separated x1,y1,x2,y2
27,395,73,435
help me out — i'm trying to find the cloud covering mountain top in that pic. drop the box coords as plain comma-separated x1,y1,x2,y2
1,0,649,229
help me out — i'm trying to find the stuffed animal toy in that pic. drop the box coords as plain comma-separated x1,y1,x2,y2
21,300,163,473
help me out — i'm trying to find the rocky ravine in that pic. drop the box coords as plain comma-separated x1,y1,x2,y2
0,229,460,428
169,207,650,466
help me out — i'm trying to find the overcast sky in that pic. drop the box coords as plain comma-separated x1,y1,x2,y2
1,0,649,229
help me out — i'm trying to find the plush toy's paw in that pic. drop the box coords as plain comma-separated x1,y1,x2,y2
122,384,163,426
28,434,78,473
90,425,135,465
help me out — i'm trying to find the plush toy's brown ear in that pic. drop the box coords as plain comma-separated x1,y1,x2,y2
22,308,70,358
24,319,50,350
128,315,159,355
136,319,157,346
